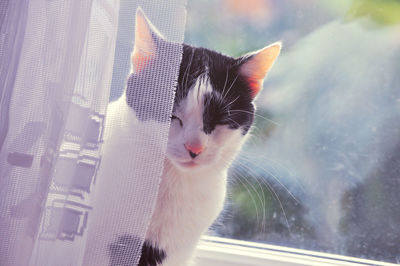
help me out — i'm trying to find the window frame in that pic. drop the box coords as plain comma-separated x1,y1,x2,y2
194,236,398,266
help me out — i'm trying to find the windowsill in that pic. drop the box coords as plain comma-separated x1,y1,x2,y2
194,236,397,266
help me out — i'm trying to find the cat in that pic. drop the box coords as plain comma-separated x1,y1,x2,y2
83,8,280,266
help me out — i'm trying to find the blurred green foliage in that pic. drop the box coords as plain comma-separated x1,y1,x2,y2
346,0,400,25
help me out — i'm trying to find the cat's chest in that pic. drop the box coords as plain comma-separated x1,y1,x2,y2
146,163,227,252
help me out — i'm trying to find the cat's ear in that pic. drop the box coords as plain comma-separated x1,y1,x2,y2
131,8,164,73
238,42,281,99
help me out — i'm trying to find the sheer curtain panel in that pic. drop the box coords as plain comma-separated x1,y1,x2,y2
0,0,187,266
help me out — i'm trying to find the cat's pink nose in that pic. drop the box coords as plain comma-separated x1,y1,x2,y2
184,144,204,159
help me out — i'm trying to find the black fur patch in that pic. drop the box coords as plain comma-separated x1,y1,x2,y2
138,240,166,266
126,41,256,134
109,235,166,266
178,44,255,135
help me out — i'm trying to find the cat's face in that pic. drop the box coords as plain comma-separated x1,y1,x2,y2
167,71,248,170
130,10,280,171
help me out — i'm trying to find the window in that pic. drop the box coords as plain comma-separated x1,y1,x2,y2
185,0,400,264
195,236,397,266
2,0,398,265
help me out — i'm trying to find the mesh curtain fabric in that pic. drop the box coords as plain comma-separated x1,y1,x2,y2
0,0,187,265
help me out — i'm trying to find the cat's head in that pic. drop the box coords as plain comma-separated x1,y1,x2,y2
130,9,280,172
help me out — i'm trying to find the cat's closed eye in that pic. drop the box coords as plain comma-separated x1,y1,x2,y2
171,115,183,126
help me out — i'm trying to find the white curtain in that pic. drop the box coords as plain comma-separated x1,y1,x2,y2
0,1,187,265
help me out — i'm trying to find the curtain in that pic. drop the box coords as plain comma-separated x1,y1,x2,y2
0,1,187,265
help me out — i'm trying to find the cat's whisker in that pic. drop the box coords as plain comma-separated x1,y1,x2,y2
221,67,230,97
232,173,261,228
220,157,266,233
240,150,305,196
183,48,195,91
235,167,265,230
264,179,291,234
255,167,298,206
230,109,280,126
234,159,284,232
196,76,203,104
239,154,299,204
246,124,266,140
241,149,288,172
226,118,241,128
233,162,268,232
222,73,239,101
180,51,191,89
232,156,292,234
225,96,240,109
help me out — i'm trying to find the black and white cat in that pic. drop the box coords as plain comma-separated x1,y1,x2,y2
83,9,280,266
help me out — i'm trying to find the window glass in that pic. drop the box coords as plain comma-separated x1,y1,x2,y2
185,0,400,263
